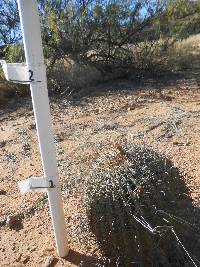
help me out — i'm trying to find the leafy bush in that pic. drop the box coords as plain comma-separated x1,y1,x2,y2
2,0,200,96
40,0,171,80
4,43,25,63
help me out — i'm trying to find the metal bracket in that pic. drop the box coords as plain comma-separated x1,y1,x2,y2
18,176,55,194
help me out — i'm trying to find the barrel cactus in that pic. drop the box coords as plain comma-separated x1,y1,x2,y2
86,144,200,266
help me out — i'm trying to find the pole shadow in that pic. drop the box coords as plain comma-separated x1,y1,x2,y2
64,249,107,266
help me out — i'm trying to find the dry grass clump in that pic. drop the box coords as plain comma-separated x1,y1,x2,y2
47,58,102,93
0,68,28,105
86,144,200,266
0,80,28,105
168,34,200,70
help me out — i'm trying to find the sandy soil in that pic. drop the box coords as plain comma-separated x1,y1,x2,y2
1,78,200,266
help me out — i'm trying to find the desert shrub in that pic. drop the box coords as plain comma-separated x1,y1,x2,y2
0,43,27,105
0,79,28,105
0,0,180,95
167,35,200,71
39,0,173,82
4,43,25,63
47,58,102,94
86,144,200,266
0,78,28,107
3,0,200,97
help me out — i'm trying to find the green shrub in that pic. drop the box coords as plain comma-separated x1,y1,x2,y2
4,43,25,63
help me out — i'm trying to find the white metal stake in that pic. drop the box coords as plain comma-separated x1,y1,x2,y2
16,0,69,257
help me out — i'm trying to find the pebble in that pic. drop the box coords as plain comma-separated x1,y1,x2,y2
16,253,22,262
22,255,30,264
22,143,31,151
6,215,21,229
0,141,6,148
0,216,6,227
29,123,36,129
0,189,6,195
30,246,36,252
44,255,56,267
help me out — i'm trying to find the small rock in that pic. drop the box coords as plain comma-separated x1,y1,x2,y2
16,253,22,262
127,106,135,111
22,143,31,151
30,246,36,252
173,141,191,146
0,189,6,195
161,95,173,101
6,215,18,228
5,153,16,162
22,255,30,264
54,134,63,143
6,214,23,230
0,216,6,227
29,123,36,130
44,255,56,267
0,141,6,148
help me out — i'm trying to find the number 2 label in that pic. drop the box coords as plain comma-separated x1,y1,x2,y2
29,70,34,81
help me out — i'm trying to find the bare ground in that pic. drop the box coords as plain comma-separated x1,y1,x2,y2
1,76,200,266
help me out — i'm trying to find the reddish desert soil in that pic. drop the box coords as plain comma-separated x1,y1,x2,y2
1,78,200,266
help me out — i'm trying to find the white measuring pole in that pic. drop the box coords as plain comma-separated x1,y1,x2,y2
17,0,69,257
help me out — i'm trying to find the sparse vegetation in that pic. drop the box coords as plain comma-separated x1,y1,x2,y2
1,80,200,266
1,0,200,99
0,79,28,105
1,1,200,266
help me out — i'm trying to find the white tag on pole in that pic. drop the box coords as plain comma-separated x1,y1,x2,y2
18,176,55,193
0,60,44,84
1,60,29,83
